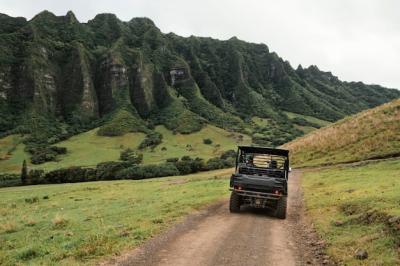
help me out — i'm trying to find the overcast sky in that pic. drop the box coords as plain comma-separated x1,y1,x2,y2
1,0,399,89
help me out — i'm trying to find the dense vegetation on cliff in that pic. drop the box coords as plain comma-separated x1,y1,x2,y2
0,10,399,165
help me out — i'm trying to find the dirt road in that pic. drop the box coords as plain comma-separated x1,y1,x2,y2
107,171,329,266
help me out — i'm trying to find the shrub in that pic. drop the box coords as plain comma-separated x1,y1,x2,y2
119,148,143,164
139,132,162,149
220,149,236,160
173,156,205,175
17,247,39,260
0,173,21,188
95,161,130,180
116,163,179,179
205,157,226,170
205,156,235,170
166,157,179,163
28,169,45,184
44,167,91,183
30,150,56,164
84,168,97,182
174,160,192,175
24,197,39,204
203,138,213,144
29,145,67,165
49,146,67,154
181,155,192,161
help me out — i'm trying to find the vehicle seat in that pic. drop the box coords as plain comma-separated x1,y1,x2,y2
269,160,277,169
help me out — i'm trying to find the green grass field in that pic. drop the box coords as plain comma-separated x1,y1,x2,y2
0,168,232,265
144,125,249,164
284,111,331,128
0,125,251,173
302,159,400,265
251,116,272,127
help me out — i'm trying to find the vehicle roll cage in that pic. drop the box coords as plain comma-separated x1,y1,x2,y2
235,146,290,173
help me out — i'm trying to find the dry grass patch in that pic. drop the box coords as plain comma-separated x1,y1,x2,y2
25,219,36,227
284,99,400,167
75,235,117,259
52,213,68,228
1,221,18,233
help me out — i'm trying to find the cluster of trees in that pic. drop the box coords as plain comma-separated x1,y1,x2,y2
252,120,303,147
119,148,143,164
14,150,237,187
138,132,162,149
0,173,20,188
27,145,67,164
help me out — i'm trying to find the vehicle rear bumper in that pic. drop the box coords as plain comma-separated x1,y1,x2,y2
229,188,281,200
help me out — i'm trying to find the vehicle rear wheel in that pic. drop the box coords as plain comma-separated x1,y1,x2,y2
229,191,241,213
275,196,287,219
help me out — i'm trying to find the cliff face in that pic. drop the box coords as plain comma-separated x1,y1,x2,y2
0,11,399,145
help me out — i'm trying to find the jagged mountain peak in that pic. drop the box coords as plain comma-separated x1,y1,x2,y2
31,10,57,21
88,13,122,25
65,10,78,23
128,17,156,26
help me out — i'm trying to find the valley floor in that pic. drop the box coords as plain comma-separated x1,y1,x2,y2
0,125,250,173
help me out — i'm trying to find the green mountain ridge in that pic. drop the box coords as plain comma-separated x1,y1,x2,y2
0,10,399,148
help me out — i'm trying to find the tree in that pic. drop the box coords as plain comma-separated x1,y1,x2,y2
21,159,28,184
203,138,213,145
119,148,143,164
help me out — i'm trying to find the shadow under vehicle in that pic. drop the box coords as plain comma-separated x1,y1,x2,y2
229,146,290,219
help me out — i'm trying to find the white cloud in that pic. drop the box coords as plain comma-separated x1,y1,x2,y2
1,0,399,89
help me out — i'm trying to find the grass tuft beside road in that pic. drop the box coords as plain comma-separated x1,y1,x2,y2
0,168,232,265
302,159,400,265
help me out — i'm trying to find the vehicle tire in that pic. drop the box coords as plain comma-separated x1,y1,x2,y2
275,196,287,219
229,191,241,213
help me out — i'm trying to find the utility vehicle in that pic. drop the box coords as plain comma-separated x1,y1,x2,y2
229,146,290,219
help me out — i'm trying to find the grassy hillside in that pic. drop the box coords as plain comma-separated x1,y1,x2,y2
0,168,232,265
284,112,331,134
0,135,27,173
302,159,400,265
284,99,400,167
284,111,331,127
144,125,250,164
0,125,250,173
